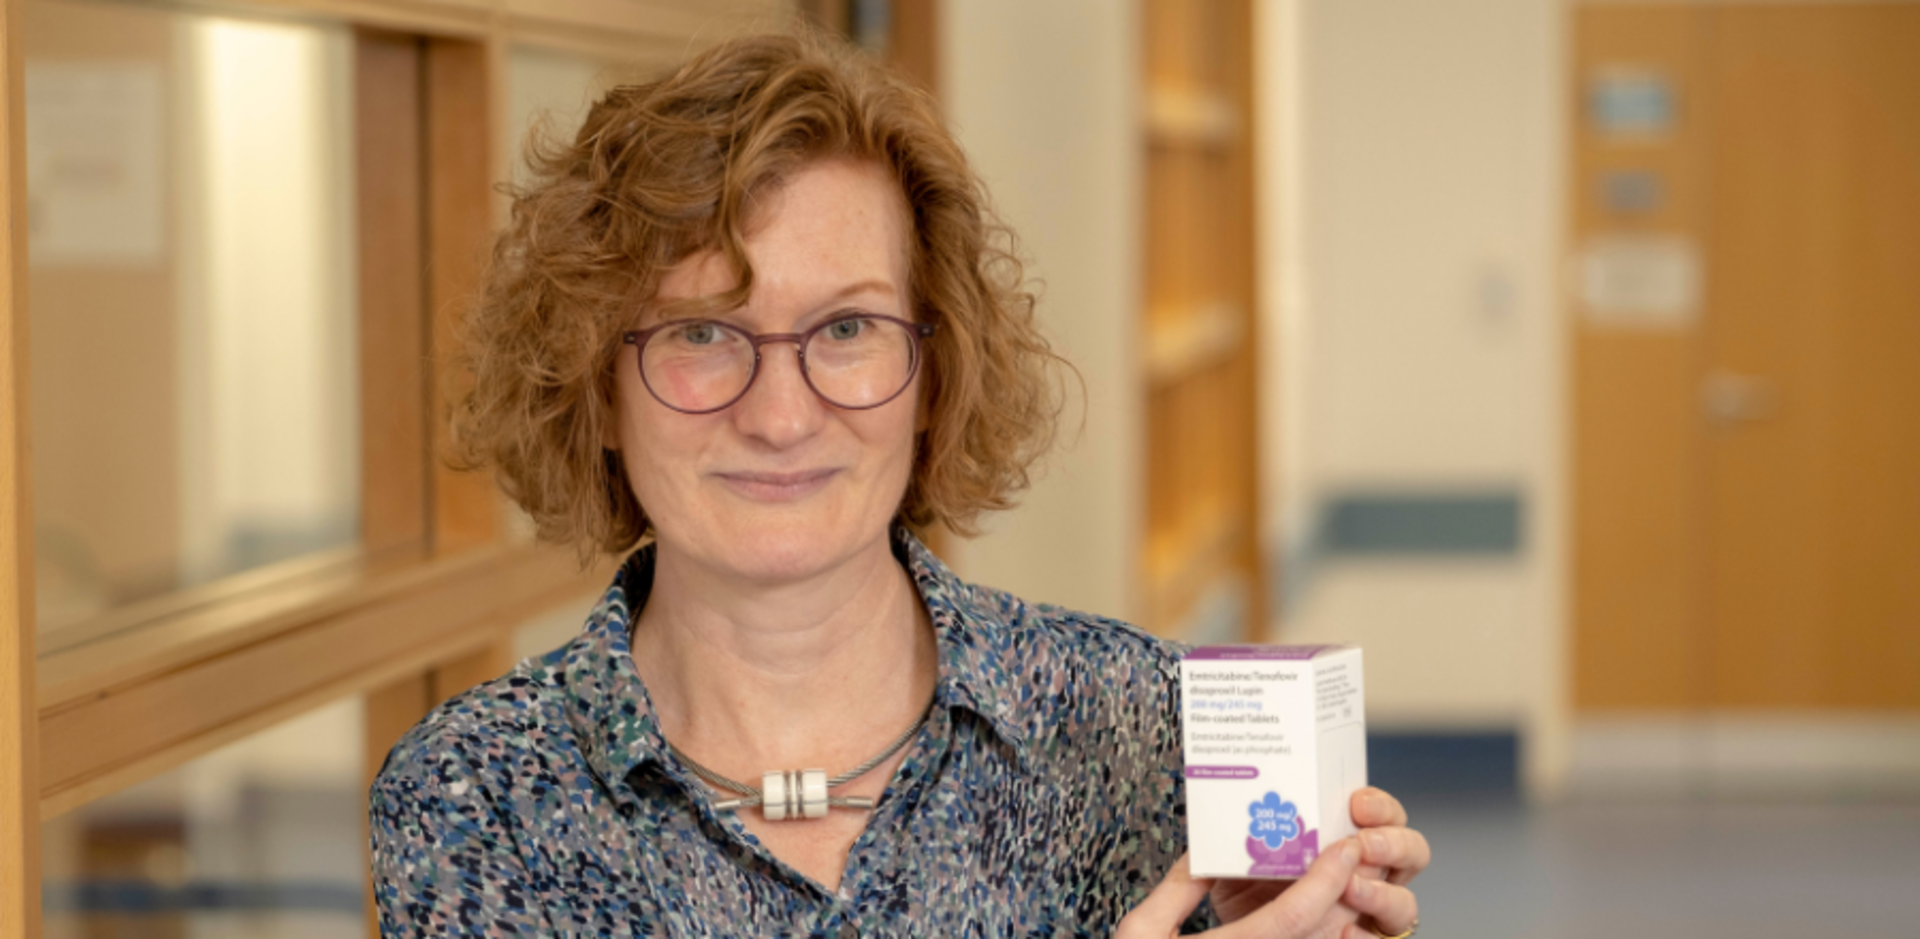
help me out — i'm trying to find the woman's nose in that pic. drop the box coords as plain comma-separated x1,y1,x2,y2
730,340,824,446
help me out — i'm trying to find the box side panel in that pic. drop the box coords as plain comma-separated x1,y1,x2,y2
1314,647,1368,844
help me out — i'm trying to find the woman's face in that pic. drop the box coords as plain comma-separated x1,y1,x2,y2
607,158,921,584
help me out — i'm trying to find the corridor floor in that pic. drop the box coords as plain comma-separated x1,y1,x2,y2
1404,795,1920,937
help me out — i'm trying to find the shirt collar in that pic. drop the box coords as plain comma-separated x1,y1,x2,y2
564,527,1035,806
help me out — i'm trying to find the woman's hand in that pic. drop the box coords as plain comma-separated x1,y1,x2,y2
1338,786,1428,936
1120,786,1429,938
1215,787,1429,935
1117,840,1363,939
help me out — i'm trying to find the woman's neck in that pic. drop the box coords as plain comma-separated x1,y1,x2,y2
627,533,939,776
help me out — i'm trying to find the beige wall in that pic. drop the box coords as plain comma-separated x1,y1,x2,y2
1260,0,1570,793
938,0,1144,624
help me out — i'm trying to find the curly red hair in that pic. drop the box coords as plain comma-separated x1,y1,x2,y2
449,31,1067,561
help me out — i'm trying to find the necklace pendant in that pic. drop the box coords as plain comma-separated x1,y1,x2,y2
761,769,829,821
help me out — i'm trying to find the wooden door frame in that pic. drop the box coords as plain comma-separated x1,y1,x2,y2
3,0,39,928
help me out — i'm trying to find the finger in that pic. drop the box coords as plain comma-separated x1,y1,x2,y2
1223,838,1363,938
1356,826,1431,885
1350,787,1409,828
1343,874,1419,937
1115,855,1214,939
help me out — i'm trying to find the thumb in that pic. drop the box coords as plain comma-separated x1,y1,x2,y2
1117,854,1214,939
1227,838,1364,938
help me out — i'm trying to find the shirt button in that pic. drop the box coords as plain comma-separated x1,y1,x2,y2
836,923,858,939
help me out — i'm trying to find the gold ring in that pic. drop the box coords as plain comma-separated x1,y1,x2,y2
1370,918,1418,939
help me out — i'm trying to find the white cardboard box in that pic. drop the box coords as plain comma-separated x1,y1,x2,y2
1180,645,1367,879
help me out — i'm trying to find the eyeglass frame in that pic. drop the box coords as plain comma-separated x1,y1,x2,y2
620,312,938,415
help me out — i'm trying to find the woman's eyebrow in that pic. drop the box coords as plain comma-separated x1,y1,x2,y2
821,279,899,303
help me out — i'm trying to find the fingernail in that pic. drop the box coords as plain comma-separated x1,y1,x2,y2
1361,829,1387,858
1348,874,1371,900
1340,839,1361,866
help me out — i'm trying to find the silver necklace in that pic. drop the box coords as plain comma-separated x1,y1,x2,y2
664,698,933,821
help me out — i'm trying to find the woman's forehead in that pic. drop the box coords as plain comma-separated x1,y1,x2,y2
652,160,911,312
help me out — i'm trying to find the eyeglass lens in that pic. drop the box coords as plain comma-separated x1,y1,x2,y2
639,315,918,412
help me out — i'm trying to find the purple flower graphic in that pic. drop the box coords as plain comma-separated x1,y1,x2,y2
1247,792,1300,850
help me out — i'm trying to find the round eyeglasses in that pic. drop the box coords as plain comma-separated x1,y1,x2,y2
621,313,936,414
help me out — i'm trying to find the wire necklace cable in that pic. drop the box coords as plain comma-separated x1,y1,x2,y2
663,697,933,820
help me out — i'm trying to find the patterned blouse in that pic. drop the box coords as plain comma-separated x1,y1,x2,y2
371,528,1209,937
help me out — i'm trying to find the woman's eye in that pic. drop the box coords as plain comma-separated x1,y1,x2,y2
826,318,865,340
679,323,718,345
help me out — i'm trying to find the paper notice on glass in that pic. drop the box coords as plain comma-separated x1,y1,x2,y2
1578,234,1701,329
26,62,166,267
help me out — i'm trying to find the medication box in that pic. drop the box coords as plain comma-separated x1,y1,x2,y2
1180,645,1367,880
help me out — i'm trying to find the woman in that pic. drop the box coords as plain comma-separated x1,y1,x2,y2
372,31,1428,938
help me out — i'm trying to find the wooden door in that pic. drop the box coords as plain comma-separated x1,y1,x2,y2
1701,6,1920,709
1573,3,1920,711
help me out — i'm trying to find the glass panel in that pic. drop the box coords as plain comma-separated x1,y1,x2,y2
40,696,367,939
27,0,358,644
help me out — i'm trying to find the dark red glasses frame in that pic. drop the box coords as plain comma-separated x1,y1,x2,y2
621,313,936,415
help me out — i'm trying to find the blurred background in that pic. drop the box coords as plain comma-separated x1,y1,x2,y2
16,0,1918,936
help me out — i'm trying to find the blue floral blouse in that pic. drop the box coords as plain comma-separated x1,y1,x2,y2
370,528,1207,937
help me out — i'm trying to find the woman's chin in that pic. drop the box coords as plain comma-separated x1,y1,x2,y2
679,512,888,584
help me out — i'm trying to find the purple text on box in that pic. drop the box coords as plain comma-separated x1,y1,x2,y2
1186,765,1261,780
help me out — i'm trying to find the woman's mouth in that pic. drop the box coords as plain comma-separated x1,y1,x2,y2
713,468,841,501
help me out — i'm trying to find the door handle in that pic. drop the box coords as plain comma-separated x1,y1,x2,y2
1700,369,1780,425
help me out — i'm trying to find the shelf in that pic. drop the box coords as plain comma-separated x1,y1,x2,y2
1145,85,1240,150
1145,301,1245,385
1145,500,1247,632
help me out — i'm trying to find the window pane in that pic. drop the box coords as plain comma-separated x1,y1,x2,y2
40,696,366,939
27,1,358,643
